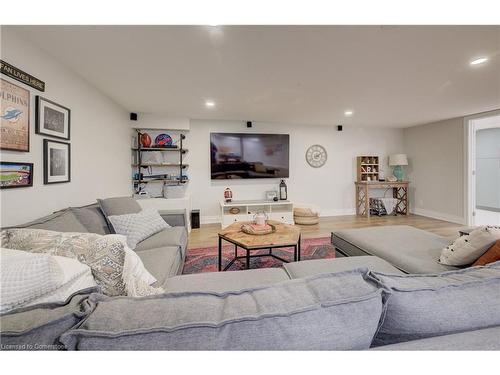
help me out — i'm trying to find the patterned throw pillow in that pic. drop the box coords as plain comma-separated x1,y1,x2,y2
1,229,127,296
108,209,169,249
439,226,500,266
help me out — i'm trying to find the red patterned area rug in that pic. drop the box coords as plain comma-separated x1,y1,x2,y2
182,236,335,274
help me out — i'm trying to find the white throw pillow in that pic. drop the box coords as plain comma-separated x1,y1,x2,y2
0,248,97,313
108,209,170,249
439,226,500,266
117,236,157,286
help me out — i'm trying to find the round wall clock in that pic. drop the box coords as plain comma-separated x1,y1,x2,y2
306,145,328,168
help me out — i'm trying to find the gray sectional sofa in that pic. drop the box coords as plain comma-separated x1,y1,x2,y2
5,201,188,286
1,205,500,350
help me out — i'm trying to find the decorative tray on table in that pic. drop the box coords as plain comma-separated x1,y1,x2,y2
240,223,276,235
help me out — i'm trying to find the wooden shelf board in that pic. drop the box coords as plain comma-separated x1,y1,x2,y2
132,164,189,167
132,148,187,152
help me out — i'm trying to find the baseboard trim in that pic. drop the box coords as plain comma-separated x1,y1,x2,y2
200,215,221,225
411,208,465,225
319,209,357,217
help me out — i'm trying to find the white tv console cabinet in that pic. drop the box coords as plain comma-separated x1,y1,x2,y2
220,199,294,228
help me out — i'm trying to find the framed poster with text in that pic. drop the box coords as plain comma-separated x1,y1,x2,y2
0,78,30,152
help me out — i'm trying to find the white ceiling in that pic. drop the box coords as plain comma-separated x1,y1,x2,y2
9,25,500,128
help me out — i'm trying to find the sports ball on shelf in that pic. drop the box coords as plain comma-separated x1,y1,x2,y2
155,133,173,147
140,133,152,147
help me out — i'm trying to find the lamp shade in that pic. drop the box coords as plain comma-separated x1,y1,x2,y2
389,154,408,166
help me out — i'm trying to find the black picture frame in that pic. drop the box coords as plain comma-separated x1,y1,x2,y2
36,96,71,140
0,161,34,189
43,139,71,184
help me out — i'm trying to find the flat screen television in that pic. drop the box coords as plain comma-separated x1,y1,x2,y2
210,133,289,179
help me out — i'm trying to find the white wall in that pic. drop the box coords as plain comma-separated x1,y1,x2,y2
0,28,131,226
187,120,404,223
403,117,465,224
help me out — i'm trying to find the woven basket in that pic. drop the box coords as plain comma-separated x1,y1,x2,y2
294,215,320,225
293,207,318,217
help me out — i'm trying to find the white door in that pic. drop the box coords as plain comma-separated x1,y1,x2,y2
470,115,500,226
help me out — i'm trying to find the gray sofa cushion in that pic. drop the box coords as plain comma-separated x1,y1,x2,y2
165,268,290,293
332,225,456,274
135,227,188,256
0,287,98,350
369,261,500,346
60,270,386,350
7,209,89,233
284,256,404,279
137,246,184,287
373,325,500,350
70,204,110,235
97,197,141,233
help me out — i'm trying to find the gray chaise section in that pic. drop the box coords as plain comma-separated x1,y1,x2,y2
373,326,500,350
284,256,403,278
332,225,457,274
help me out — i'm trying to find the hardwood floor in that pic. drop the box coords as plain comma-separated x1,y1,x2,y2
188,214,467,249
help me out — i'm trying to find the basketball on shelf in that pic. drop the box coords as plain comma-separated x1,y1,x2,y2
140,133,152,147
155,133,173,147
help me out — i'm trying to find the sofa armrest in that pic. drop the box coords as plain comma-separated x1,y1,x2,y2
158,209,188,229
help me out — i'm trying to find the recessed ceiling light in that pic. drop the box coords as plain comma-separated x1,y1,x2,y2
205,100,215,108
470,57,488,66
344,110,354,117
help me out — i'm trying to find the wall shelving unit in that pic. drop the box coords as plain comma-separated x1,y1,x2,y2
132,128,189,195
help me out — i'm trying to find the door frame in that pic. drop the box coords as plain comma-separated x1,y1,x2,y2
464,109,500,225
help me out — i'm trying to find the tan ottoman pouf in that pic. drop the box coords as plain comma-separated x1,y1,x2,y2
294,206,320,225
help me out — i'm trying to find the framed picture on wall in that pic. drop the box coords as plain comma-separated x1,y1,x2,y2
0,161,34,189
0,78,30,152
43,139,71,184
36,96,70,140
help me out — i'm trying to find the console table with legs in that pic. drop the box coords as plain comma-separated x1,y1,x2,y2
355,181,409,217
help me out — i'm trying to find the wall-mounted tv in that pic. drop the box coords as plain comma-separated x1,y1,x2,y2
210,133,289,179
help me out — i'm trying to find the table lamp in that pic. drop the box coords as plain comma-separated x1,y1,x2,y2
389,154,408,181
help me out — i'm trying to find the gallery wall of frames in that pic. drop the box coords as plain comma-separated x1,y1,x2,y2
1,60,71,189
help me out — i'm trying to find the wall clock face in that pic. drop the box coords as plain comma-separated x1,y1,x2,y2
306,145,327,168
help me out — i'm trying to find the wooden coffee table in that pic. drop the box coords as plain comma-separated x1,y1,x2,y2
218,221,301,271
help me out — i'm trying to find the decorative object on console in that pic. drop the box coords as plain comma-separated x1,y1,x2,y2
279,179,288,200
386,175,397,182
35,96,70,140
389,154,408,182
0,161,33,189
140,132,152,147
306,144,327,168
154,133,173,147
1,78,30,152
356,156,379,182
229,207,240,215
439,226,500,266
43,139,70,184
266,190,278,201
224,187,233,202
